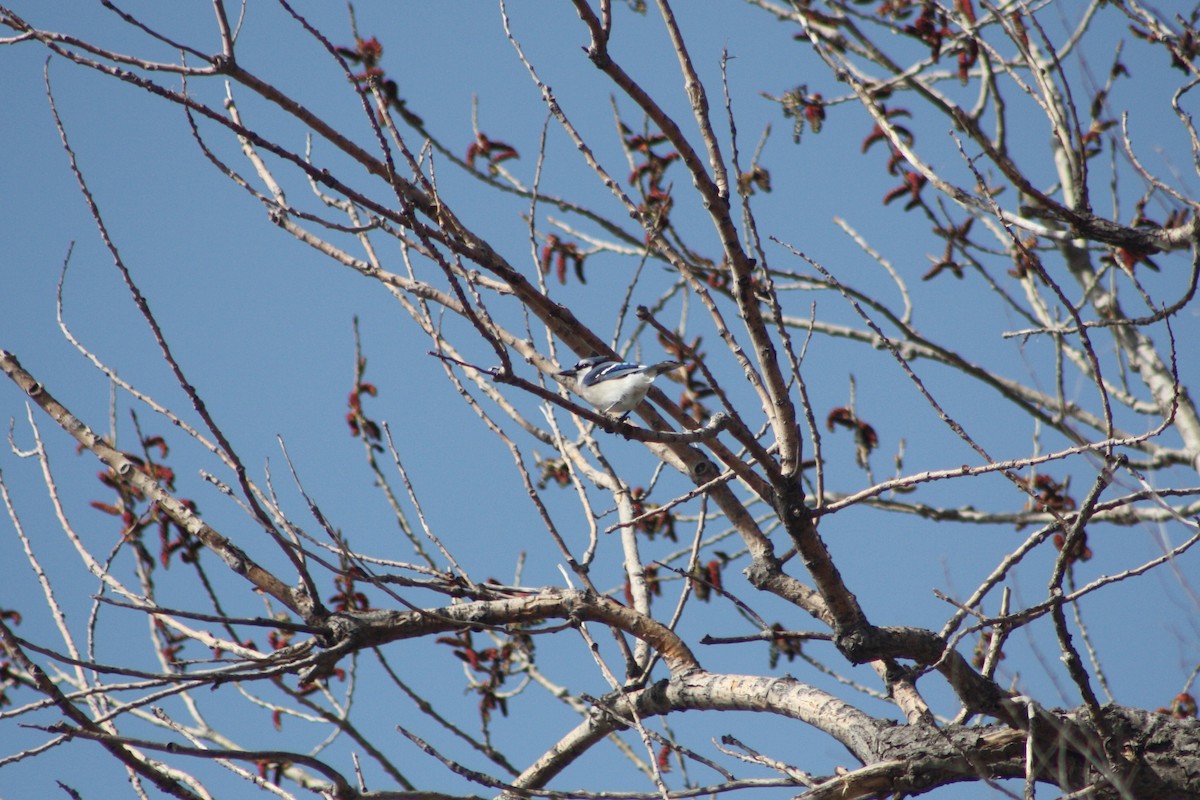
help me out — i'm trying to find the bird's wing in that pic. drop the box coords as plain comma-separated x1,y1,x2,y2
582,362,644,386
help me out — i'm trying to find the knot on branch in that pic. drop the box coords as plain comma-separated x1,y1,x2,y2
688,455,716,481
323,610,363,638
834,622,880,664
583,43,610,67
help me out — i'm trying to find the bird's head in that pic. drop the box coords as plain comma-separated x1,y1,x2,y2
557,355,609,378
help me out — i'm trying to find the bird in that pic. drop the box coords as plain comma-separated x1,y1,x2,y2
558,356,684,421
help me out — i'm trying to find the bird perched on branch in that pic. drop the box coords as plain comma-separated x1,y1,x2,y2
558,356,683,421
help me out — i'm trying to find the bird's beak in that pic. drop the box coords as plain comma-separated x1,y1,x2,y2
557,367,576,378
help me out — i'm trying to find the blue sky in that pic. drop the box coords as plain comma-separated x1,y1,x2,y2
2,2,1199,798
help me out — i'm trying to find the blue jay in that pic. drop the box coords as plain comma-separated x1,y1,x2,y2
558,356,683,420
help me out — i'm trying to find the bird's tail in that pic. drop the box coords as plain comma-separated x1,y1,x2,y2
647,361,684,377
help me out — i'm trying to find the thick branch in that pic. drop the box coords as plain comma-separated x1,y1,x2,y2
317,588,701,679
504,671,884,797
